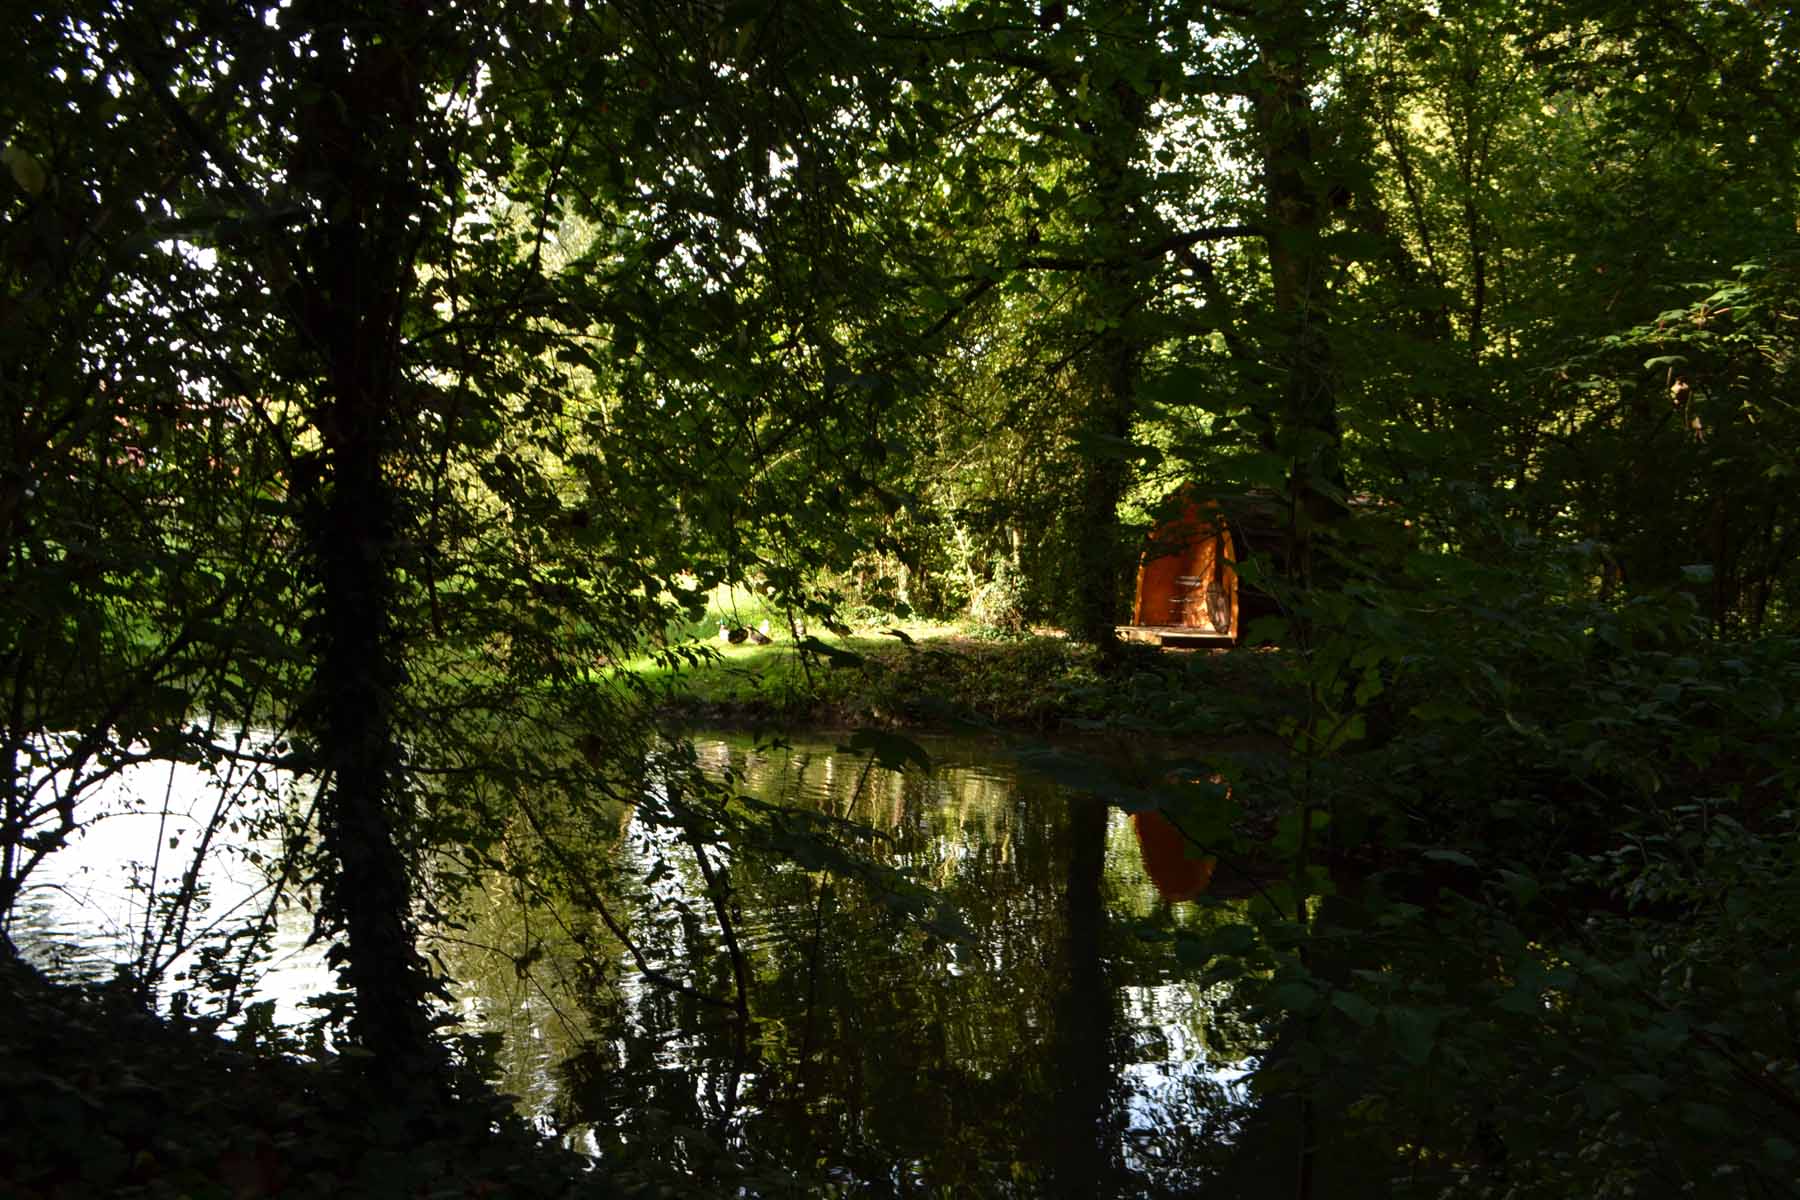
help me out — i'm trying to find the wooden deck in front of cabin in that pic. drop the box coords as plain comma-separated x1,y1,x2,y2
1116,624,1235,648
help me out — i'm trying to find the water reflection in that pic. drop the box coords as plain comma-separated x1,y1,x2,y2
1132,811,1217,903
454,732,1259,1197
15,730,1261,1194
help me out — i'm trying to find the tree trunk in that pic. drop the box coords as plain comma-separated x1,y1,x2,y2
1249,1,1349,590
289,2,442,1079
1068,58,1154,660
1070,315,1140,657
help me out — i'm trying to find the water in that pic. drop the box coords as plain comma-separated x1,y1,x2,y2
13,728,1258,1196
9,735,332,1027
443,731,1258,1196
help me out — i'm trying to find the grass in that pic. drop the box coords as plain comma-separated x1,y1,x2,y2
624,616,1289,734
622,621,948,717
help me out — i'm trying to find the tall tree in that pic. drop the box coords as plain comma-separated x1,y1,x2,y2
6,0,948,1067
278,0,450,1073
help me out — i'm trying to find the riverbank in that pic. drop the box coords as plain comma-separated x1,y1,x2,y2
0,955,603,1199
639,626,1291,734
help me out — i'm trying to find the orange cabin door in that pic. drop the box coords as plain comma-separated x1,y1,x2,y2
1133,500,1238,637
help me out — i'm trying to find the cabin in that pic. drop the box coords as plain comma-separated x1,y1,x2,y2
1119,488,1284,647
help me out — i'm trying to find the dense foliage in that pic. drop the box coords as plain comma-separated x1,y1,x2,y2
2,0,1797,1195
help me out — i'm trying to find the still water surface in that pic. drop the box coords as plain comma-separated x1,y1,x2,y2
18,729,1256,1196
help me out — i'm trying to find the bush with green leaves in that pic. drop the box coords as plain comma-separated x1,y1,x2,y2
1155,520,1800,1195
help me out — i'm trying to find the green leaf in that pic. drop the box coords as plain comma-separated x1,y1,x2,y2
1070,429,1160,465
1410,697,1479,724
1387,1007,1441,1065
1242,615,1286,646
1680,1102,1731,1136
1323,712,1366,752
1422,848,1476,868
1140,364,1213,409
1193,960,1245,989
1238,452,1291,491
1267,979,1321,1014
1013,745,1129,797
2,143,46,195
1734,680,1784,723
1174,936,1212,967
1581,1079,1619,1116
1497,869,1538,907
1331,990,1377,1026
1204,924,1258,956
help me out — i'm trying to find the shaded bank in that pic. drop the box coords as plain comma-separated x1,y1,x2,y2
0,955,601,1199
645,632,1294,735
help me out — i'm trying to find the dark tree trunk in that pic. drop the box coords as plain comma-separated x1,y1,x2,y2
1071,315,1140,659
306,414,440,1075
288,2,442,1079
1249,1,1350,590
1068,64,1153,661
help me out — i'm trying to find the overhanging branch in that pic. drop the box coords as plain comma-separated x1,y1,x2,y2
957,223,1262,277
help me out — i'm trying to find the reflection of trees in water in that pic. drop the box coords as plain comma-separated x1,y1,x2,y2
449,734,1257,1195
575,738,1083,1193
438,875,593,1120
1042,794,1119,1193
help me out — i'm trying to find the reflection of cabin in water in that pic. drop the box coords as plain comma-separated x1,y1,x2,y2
1119,488,1284,647
1131,811,1216,902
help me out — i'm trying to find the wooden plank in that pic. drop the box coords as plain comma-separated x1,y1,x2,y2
1115,624,1235,648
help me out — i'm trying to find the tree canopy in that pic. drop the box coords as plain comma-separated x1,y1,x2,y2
3,0,1798,1193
